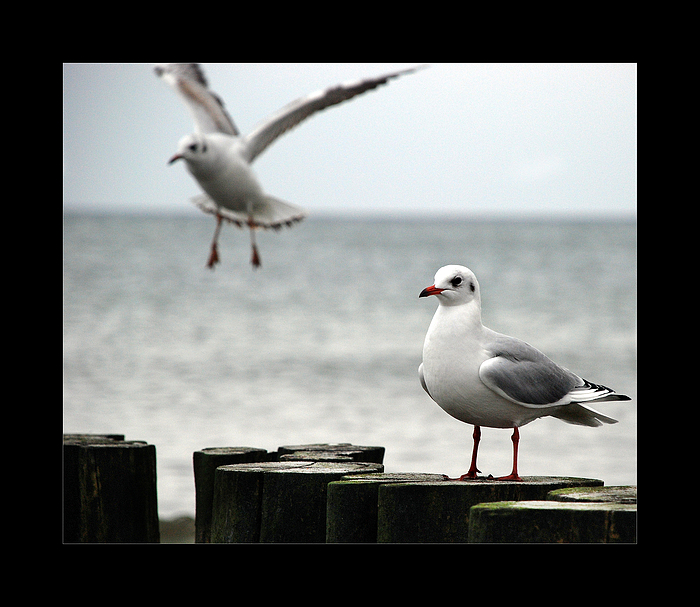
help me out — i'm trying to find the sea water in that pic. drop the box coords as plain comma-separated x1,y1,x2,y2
63,213,637,518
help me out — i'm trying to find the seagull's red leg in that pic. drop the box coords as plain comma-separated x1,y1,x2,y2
207,214,223,269
496,427,522,481
248,217,261,269
444,425,482,481
458,425,481,480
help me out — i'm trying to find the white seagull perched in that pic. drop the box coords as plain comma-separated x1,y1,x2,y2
419,265,631,481
155,63,424,269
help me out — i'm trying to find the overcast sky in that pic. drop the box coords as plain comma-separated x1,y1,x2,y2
63,63,636,218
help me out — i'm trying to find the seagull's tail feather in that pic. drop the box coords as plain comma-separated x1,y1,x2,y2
551,380,630,427
191,194,307,229
551,403,619,427
254,196,308,229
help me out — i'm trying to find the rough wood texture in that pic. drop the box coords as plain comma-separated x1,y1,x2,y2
468,500,637,543
327,473,446,543
193,447,276,543
279,451,354,462
376,476,603,543
277,443,385,464
211,461,383,543
63,435,159,543
547,485,637,504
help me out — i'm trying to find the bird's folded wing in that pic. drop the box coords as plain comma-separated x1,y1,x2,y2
479,340,579,407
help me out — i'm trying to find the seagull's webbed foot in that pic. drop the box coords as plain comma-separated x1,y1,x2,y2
207,214,223,269
442,469,482,481
494,473,522,482
207,243,220,269
251,243,261,269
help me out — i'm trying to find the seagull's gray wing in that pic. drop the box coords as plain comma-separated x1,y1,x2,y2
479,332,629,426
155,63,239,136
241,65,426,164
479,334,581,407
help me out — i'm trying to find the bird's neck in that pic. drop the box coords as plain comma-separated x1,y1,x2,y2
431,301,483,337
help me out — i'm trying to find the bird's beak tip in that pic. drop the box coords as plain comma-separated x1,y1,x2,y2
420,285,444,298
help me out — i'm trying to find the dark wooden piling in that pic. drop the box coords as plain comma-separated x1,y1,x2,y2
468,499,637,543
376,476,603,543
63,434,159,543
211,461,383,543
327,473,446,543
193,447,277,543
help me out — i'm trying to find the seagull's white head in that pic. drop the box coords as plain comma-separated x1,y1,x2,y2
168,133,211,166
420,265,480,307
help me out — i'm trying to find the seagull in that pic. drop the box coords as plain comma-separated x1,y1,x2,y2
419,265,631,481
155,63,424,269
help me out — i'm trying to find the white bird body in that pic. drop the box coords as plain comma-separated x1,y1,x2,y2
419,265,630,480
179,134,260,200
173,133,271,222
422,305,545,428
156,63,424,268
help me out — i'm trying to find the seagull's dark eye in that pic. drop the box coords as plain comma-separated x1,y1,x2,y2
451,276,462,287
188,143,198,152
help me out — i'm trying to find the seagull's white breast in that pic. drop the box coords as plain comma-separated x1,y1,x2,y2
186,135,265,214
421,306,543,428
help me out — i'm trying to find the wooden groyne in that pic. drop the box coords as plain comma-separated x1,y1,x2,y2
63,435,636,543
330,475,608,543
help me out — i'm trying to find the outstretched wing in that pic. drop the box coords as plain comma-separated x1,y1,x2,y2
155,63,238,136
241,65,426,163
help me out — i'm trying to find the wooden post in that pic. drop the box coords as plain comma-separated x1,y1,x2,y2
376,476,603,543
63,435,159,543
193,447,276,543
327,473,446,543
64,434,125,542
211,461,383,543
468,500,637,543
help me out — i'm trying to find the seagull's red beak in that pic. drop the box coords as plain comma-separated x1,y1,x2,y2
419,285,444,298
168,153,183,165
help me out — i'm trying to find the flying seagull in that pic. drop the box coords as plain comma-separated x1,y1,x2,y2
155,63,425,268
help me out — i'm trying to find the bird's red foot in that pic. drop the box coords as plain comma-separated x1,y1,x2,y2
495,473,522,481
251,244,261,268
207,244,220,269
443,469,481,481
